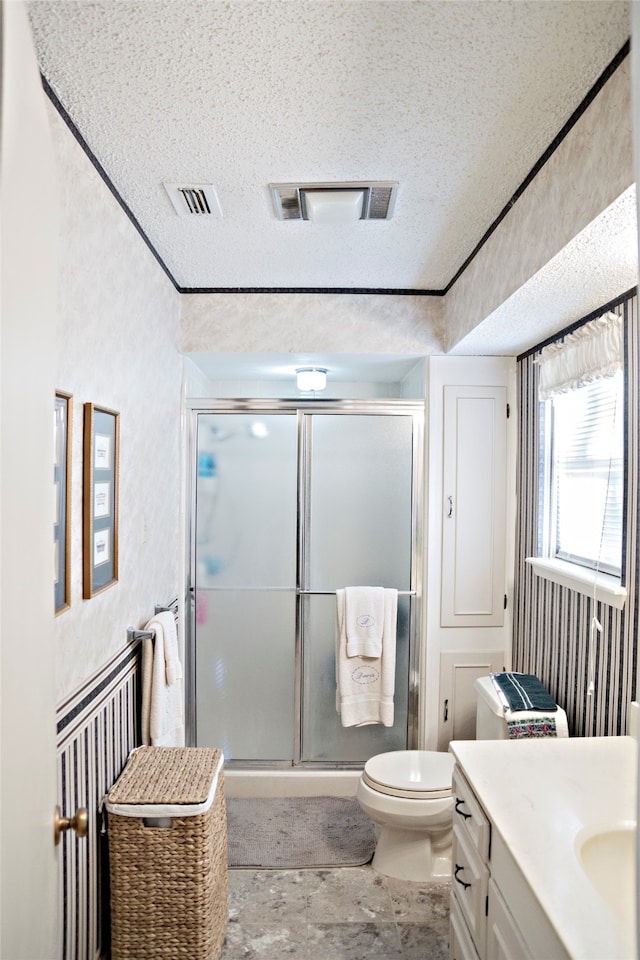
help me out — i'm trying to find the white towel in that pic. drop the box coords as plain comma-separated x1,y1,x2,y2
335,588,398,727
342,586,386,657
140,611,185,747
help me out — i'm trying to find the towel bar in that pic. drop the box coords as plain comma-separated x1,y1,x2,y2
127,627,155,642
297,589,416,597
128,602,177,644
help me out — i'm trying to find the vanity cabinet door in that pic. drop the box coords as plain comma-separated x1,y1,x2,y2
450,890,481,960
452,822,489,956
486,879,533,960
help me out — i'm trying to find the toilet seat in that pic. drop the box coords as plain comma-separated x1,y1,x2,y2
363,750,454,800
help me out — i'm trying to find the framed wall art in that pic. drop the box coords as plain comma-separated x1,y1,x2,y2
54,391,72,613
83,403,119,598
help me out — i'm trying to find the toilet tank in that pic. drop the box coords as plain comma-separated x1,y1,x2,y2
474,676,508,740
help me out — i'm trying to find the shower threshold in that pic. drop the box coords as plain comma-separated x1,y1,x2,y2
224,767,362,799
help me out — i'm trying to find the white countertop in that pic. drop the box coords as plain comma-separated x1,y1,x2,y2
449,736,637,960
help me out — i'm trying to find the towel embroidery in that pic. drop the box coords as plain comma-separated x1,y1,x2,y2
344,587,385,657
351,665,380,685
506,716,558,739
356,614,376,628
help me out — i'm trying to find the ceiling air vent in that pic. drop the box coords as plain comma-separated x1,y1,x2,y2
269,181,398,221
163,183,223,218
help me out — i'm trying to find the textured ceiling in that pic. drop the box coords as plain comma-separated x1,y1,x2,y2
28,0,632,293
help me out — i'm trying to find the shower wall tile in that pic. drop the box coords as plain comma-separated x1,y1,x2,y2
190,378,398,400
400,359,427,399
183,355,215,398
48,102,183,699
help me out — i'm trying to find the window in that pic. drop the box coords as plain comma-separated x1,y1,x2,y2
527,310,626,608
542,369,623,576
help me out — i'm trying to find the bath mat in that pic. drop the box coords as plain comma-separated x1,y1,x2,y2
226,795,376,869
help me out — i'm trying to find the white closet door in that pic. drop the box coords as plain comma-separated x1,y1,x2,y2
437,651,504,750
441,385,508,627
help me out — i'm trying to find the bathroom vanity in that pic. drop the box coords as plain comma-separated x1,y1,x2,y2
448,736,636,960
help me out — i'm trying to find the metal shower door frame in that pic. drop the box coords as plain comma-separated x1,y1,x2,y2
185,398,424,765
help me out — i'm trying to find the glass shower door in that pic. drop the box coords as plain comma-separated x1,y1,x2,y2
194,413,298,761
192,404,419,765
301,413,415,762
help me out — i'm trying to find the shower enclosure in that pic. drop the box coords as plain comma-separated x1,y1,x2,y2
187,399,423,767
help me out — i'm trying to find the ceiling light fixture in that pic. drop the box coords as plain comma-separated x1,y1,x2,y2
296,367,327,391
303,190,364,224
270,182,398,222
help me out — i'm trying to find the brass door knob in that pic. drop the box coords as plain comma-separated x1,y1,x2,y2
54,805,88,846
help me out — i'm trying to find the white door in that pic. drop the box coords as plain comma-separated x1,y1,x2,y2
437,651,504,750
441,384,508,627
1,1,60,955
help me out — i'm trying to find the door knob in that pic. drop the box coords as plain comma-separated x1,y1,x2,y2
54,805,88,846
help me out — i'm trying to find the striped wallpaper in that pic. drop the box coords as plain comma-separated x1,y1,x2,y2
513,293,639,737
56,640,140,960
56,601,178,960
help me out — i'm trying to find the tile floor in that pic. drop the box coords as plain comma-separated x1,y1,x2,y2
220,866,451,959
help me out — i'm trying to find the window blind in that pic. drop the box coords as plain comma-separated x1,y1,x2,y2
550,370,623,575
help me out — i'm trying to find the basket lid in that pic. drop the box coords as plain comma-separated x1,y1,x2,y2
107,747,222,807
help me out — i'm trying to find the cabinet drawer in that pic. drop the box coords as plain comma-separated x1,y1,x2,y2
450,890,481,960
452,766,491,860
452,822,489,955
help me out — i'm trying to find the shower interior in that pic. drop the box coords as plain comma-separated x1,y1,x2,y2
187,399,423,783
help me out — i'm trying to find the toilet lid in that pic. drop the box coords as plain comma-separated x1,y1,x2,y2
363,750,454,800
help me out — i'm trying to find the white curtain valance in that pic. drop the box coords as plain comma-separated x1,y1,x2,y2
535,311,623,400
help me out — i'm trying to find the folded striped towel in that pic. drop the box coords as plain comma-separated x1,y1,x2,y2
491,672,557,712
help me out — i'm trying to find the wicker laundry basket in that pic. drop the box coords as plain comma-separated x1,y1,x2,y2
106,746,227,960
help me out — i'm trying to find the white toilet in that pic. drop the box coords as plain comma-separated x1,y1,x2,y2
357,749,455,882
357,674,569,882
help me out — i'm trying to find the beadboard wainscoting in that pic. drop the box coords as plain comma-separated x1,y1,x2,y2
513,293,639,737
55,601,178,960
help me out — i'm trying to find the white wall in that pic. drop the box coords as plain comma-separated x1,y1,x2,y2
48,102,183,699
180,290,445,355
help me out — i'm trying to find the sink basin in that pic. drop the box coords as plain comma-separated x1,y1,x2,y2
576,822,636,923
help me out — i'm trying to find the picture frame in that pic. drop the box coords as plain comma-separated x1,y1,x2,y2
54,391,72,614
83,403,119,598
